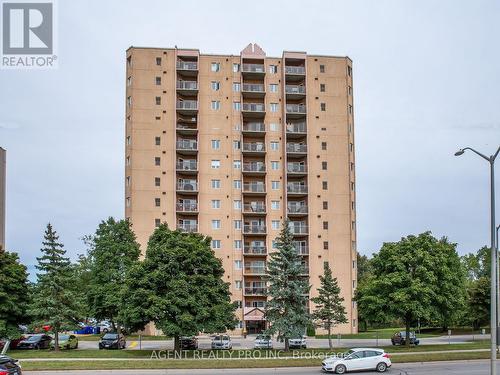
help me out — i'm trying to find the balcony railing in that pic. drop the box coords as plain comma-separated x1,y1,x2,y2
244,203,266,213
290,225,308,234
244,265,266,275
243,182,265,193
176,100,198,110
285,85,306,94
177,223,198,232
244,287,266,296
243,162,266,172
176,161,197,171
286,104,307,114
242,83,265,92
176,202,198,212
288,204,308,214
176,124,197,131
176,61,198,70
242,63,265,73
286,122,307,133
243,225,266,234
243,246,267,255
176,81,198,90
243,123,265,132
285,66,306,75
176,181,198,191
286,143,307,153
176,140,198,150
243,103,265,112
287,183,308,193
294,244,309,255
287,163,307,173
243,143,265,152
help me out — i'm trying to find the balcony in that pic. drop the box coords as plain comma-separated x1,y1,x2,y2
299,264,309,275
176,140,198,155
243,162,266,175
293,243,309,255
286,143,307,156
242,122,265,136
176,201,198,213
242,182,266,195
243,245,267,255
287,183,308,196
285,85,306,99
176,181,198,193
287,163,307,175
176,122,198,135
177,223,198,233
285,66,306,80
244,287,267,296
176,80,198,95
242,142,266,155
242,103,265,118
243,203,266,215
289,224,308,235
286,122,307,138
176,61,198,76
243,224,266,234
242,63,265,78
244,264,266,275
286,104,307,118
176,160,198,174
242,83,265,98
176,100,198,115
287,204,308,216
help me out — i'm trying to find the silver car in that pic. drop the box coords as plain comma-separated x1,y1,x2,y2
254,334,273,349
211,335,232,350
289,335,306,349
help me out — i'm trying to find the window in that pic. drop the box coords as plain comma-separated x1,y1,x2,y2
127,56,131,67
155,198,161,207
233,102,241,111
350,143,354,152
211,100,221,110
269,84,278,93
321,142,327,150
270,141,279,151
320,103,326,111
349,104,353,114
271,201,280,210
271,181,280,190
234,220,242,230
269,65,278,73
319,64,325,73
155,136,161,146
233,160,241,169
233,180,241,189
323,241,329,250
323,201,328,209
126,197,131,207
352,201,355,210
211,139,220,149
270,103,279,112
348,86,352,95
126,176,131,186
272,220,280,230
156,57,161,66
322,161,327,170
233,63,240,72
126,136,131,145
235,280,242,289
212,220,221,229
155,96,161,105
271,161,279,170
351,182,355,191
272,240,278,249
350,162,355,171
234,240,242,249
154,157,160,166
234,123,241,131
154,177,160,187
320,83,325,92
127,76,132,86
211,81,220,91
233,200,242,210
234,260,242,269
347,65,352,76
155,76,161,85
212,200,221,209
211,62,220,72
212,240,221,249
233,82,241,92
233,140,241,150
211,179,221,189
211,160,220,169
155,218,161,227
322,181,328,190
127,96,132,107
323,221,329,230
126,156,131,166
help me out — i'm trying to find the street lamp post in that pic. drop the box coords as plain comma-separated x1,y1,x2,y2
455,145,500,375
497,224,500,334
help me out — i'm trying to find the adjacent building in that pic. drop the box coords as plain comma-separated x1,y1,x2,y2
0,147,5,250
124,44,357,334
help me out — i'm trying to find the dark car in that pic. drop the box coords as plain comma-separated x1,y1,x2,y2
0,355,22,375
0,337,26,351
17,334,52,349
179,336,198,350
98,333,126,349
391,331,420,345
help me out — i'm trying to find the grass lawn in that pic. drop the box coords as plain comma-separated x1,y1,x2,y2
75,334,170,341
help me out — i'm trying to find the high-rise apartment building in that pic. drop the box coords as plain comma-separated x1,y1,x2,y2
0,147,5,250
125,43,357,334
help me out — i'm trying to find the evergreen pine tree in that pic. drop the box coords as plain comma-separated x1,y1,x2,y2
265,220,310,351
30,224,80,351
311,262,348,349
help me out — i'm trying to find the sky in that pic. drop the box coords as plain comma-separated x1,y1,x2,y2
0,0,499,275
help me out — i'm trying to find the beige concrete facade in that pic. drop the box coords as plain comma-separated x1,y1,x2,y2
125,44,357,334
0,147,5,250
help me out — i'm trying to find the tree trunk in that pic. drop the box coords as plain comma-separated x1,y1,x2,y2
327,326,332,350
111,320,117,332
405,317,411,348
174,336,180,352
284,337,289,352
54,328,59,352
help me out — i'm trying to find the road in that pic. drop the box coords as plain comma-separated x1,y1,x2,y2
77,334,485,350
22,359,500,374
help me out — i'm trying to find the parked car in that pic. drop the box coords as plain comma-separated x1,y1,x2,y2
50,334,78,350
0,337,26,351
96,321,112,334
17,334,52,350
179,336,198,350
98,333,126,349
0,354,22,375
211,335,232,350
254,334,273,349
391,331,419,346
322,348,391,373
289,335,306,349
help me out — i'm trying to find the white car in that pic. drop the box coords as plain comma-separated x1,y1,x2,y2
289,335,306,349
211,335,232,350
254,334,273,349
322,348,391,373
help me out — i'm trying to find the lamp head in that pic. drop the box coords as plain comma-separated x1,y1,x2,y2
454,149,465,156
